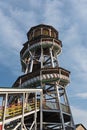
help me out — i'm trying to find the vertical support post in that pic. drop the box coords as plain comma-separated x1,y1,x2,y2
27,45,34,73
50,47,54,68
21,93,25,129
35,92,37,130
25,64,28,74
25,93,29,105
29,58,33,73
55,82,65,130
2,93,8,130
40,70,43,130
54,51,59,67
64,89,75,129
40,91,43,130
19,78,22,88
41,42,44,68
63,89,68,105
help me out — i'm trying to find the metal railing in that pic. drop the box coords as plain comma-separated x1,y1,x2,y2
0,88,43,130
43,101,70,114
13,67,70,88
0,100,40,121
61,103,70,114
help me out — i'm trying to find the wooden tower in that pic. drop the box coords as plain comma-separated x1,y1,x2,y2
13,24,75,130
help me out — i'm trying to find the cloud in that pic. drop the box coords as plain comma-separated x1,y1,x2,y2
71,106,87,128
0,9,24,48
76,93,87,99
43,0,64,28
0,0,44,76
0,8,24,76
71,0,87,22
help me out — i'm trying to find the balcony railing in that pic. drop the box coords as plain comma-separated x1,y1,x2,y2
43,101,70,114
20,37,62,56
61,103,70,114
13,67,70,88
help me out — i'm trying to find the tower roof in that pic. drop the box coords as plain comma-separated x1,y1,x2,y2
27,24,58,35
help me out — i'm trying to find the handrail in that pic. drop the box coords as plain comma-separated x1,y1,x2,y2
43,101,59,110
0,101,70,125
0,101,40,121
20,37,62,56
43,101,70,114
61,103,70,114
13,67,70,88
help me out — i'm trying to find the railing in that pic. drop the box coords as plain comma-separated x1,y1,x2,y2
13,67,70,88
43,101,70,114
0,100,70,121
61,103,70,114
0,88,42,130
0,101,40,121
42,38,62,47
43,101,59,110
0,107,3,120
20,37,62,56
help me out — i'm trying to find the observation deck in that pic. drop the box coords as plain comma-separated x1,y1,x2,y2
20,37,62,58
13,67,70,88
20,24,62,59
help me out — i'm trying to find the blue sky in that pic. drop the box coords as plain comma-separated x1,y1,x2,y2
0,0,87,127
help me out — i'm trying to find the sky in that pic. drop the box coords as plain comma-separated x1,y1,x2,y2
0,0,87,128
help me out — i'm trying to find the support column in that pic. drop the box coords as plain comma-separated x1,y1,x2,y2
54,51,59,67
55,82,65,130
2,93,8,130
29,58,33,73
40,91,43,130
50,47,54,68
35,92,37,130
64,89,75,129
25,63,29,74
41,43,44,68
21,93,25,130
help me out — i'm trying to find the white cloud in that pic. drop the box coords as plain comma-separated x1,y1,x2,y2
28,0,43,9
60,9,87,83
9,7,38,29
71,0,87,22
0,1,41,75
76,93,87,99
0,8,24,76
43,0,64,28
72,47,87,72
71,106,87,128
0,9,24,49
